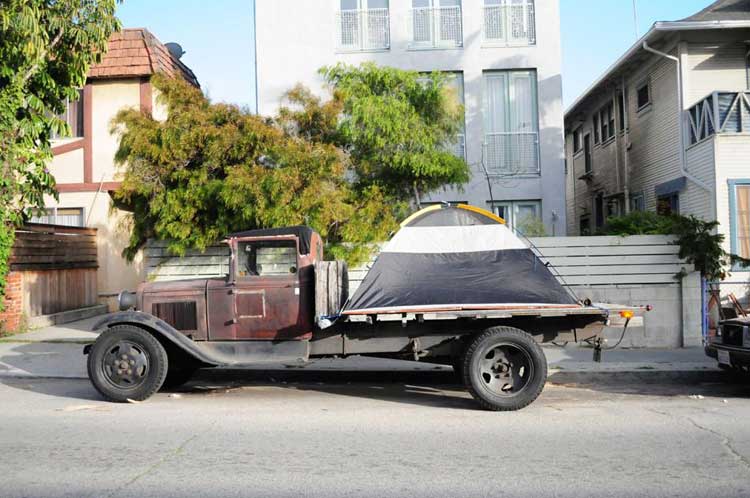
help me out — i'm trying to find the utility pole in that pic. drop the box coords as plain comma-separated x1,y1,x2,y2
632,0,639,39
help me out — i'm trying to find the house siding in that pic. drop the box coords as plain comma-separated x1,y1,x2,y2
626,52,682,214
685,40,749,107
683,138,716,220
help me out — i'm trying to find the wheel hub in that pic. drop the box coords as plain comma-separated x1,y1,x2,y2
103,341,149,389
478,343,533,396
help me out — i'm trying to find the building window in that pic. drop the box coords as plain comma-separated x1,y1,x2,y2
636,80,651,111
51,89,84,140
630,193,645,212
729,180,750,265
336,0,390,52
483,70,539,175
482,0,535,46
593,115,600,144
572,127,582,154
445,72,466,159
489,200,541,234
617,91,626,132
598,102,615,142
579,215,591,236
656,193,679,216
29,207,85,227
409,0,463,49
583,133,592,175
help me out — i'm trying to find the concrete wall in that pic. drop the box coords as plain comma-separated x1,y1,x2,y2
255,0,567,235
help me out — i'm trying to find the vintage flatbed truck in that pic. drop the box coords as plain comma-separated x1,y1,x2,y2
85,205,644,411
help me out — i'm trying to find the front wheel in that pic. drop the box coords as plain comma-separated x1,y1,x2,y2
461,326,547,411
87,325,168,402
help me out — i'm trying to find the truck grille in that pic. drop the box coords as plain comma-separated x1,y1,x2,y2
153,301,198,331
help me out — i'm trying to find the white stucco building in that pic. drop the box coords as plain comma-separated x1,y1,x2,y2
254,0,567,235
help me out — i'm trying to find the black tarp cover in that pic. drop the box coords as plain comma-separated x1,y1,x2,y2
343,205,576,314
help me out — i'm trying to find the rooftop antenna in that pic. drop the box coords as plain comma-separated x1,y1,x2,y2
632,0,639,39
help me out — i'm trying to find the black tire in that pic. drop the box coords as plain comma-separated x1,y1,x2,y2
87,325,168,402
161,366,197,390
461,326,547,411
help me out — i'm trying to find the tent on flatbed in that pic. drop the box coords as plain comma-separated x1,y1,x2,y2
342,204,580,316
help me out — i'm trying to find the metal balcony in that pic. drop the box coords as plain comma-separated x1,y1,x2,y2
408,6,463,49
482,1,536,46
687,91,750,145
484,131,540,175
336,8,390,52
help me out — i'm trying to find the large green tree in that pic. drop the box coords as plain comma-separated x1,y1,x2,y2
112,74,397,265
0,0,120,312
280,63,469,204
113,64,467,264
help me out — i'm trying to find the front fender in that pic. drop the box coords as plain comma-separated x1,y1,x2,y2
89,311,220,367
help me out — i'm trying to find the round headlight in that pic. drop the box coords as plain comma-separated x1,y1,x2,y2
118,291,137,311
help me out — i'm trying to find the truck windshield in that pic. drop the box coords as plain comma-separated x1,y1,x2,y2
236,240,298,278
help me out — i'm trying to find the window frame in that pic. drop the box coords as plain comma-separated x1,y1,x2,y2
51,89,84,141
572,127,582,155
656,192,680,216
630,193,645,212
28,206,85,227
488,199,541,233
636,80,652,112
234,238,300,280
729,179,750,271
597,102,615,144
593,114,600,145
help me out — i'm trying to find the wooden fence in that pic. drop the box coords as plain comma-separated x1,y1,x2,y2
10,224,98,317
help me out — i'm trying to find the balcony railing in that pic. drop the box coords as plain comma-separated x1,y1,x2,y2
484,132,540,175
408,6,463,49
482,1,536,46
336,8,390,52
687,91,750,145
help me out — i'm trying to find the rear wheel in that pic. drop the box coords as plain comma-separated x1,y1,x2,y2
461,326,547,411
87,325,168,402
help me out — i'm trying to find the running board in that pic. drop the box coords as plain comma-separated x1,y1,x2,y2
195,340,310,366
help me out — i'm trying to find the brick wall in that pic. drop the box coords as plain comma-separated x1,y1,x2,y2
0,271,23,333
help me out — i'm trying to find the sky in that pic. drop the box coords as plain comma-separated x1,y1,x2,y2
116,0,714,112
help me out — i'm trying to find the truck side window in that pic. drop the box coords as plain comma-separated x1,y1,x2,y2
237,240,298,278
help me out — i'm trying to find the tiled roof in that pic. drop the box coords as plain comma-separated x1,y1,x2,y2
681,0,750,21
88,28,199,87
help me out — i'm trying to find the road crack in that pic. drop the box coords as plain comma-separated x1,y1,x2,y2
103,433,199,498
648,408,750,473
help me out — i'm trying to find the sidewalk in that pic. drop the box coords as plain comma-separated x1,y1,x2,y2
0,316,721,381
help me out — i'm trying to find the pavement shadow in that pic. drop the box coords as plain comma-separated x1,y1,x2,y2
173,369,479,410
547,371,750,400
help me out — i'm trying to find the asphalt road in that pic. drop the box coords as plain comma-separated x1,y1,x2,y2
2,372,750,498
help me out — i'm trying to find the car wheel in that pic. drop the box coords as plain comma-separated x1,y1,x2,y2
87,325,168,402
461,326,547,411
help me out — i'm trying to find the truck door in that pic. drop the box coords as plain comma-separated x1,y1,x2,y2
229,237,305,340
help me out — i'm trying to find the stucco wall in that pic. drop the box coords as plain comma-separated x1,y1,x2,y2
255,0,566,235
45,78,144,304
48,147,85,184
